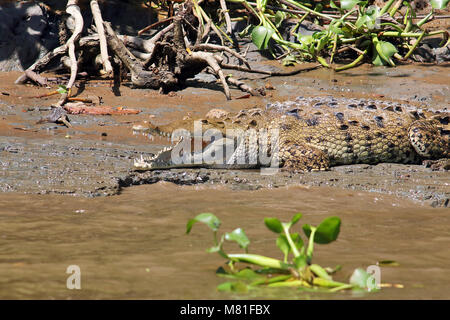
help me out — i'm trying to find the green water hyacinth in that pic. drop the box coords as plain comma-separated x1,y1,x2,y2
212,0,450,70
187,212,381,294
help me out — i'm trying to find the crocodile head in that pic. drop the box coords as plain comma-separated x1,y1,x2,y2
133,135,248,170
133,108,271,170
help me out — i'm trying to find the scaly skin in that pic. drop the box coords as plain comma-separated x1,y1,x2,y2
134,96,449,172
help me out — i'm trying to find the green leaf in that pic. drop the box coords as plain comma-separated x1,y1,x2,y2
431,0,450,9
356,6,380,29
341,0,361,10
302,224,313,238
251,25,273,50
372,40,397,66
274,11,286,28
225,228,250,249
186,213,221,234
315,217,341,244
378,260,400,267
329,24,344,35
232,268,262,280
57,85,67,94
217,281,248,292
217,267,263,280
297,34,313,46
303,217,341,244
276,234,289,258
290,213,302,226
282,55,300,66
356,14,371,29
330,0,340,9
264,217,283,233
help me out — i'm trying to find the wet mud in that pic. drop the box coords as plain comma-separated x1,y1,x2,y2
0,64,449,206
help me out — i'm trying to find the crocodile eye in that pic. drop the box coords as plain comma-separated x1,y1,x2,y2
339,124,349,130
248,119,257,127
214,121,225,128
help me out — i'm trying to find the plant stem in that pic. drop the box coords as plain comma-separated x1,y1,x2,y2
282,224,300,258
380,30,448,41
313,277,349,288
268,279,311,287
228,253,290,269
306,227,316,263
389,0,403,17
379,0,396,16
330,33,338,64
251,274,291,286
403,31,425,60
417,10,434,28
279,0,335,21
328,284,355,292
335,48,368,71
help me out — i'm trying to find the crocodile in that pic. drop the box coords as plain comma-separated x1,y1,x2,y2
133,96,449,172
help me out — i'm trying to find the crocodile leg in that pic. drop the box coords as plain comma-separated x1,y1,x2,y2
279,141,330,172
409,120,449,159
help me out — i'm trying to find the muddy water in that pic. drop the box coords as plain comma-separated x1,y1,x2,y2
0,183,449,299
1,63,450,300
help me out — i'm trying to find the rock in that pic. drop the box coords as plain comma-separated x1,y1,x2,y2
434,44,450,64
205,109,230,120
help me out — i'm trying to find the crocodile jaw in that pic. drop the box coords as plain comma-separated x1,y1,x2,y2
134,147,174,170
133,136,261,170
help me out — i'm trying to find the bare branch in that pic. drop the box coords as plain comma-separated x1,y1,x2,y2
90,0,113,76
191,43,250,68
219,0,232,34
190,51,231,100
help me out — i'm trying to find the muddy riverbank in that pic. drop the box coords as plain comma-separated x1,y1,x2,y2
1,64,449,206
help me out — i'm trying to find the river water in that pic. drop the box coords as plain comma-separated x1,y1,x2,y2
0,182,449,299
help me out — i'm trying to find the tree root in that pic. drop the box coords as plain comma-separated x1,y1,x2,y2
90,0,113,77
14,0,319,101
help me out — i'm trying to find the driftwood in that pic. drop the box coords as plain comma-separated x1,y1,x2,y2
63,102,141,115
14,0,319,103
